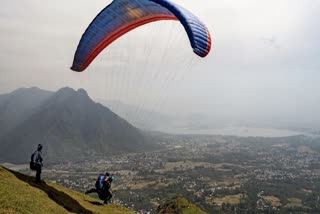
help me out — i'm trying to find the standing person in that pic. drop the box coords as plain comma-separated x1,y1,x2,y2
32,144,43,183
85,172,113,204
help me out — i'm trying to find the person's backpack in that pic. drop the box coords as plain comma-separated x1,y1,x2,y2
30,151,36,170
95,174,106,190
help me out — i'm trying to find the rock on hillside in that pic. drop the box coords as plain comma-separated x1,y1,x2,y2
157,196,208,214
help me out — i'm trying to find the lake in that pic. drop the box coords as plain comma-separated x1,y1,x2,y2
165,126,306,137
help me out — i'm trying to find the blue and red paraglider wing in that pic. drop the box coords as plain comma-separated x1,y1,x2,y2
71,0,212,72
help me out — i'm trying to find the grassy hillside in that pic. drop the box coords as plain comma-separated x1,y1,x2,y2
0,166,133,214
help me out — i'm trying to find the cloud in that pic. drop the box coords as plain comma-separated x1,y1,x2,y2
0,0,319,128
261,36,280,49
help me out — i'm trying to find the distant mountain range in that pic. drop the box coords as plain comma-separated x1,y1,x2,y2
96,100,228,133
96,99,176,131
0,87,158,164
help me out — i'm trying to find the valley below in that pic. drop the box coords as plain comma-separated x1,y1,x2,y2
7,134,320,213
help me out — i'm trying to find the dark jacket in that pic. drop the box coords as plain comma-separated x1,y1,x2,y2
33,150,43,166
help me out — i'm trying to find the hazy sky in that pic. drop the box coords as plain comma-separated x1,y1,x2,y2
1,0,319,127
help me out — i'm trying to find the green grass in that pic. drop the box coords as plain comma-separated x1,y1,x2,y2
0,166,133,214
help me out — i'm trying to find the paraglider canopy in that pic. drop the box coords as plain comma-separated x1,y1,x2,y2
71,0,212,72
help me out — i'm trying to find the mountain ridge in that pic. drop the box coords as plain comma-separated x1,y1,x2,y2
0,87,53,138
0,87,159,163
